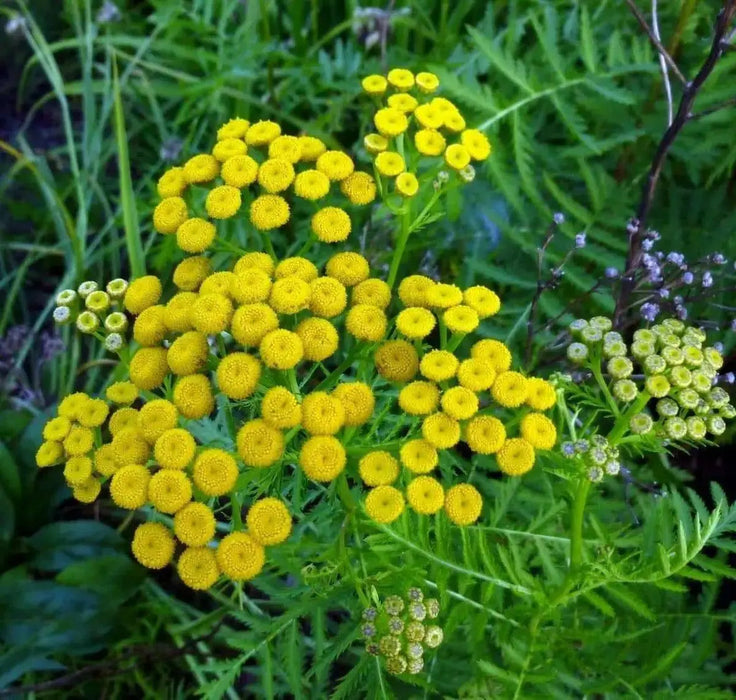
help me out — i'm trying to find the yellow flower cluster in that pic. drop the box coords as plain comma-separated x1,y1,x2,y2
361,69,492,197
154,118,377,254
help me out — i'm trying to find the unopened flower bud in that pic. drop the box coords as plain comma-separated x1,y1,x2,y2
664,417,687,440
104,332,124,352
553,212,565,225
661,347,684,366
669,365,692,388
106,278,128,299
580,327,602,344
575,233,587,248
682,346,704,368
405,621,425,642
567,342,589,364
644,355,667,374
645,374,671,398
676,388,700,410
605,460,621,476
424,625,444,648
630,413,653,434
604,341,628,359
686,417,707,440
53,306,72,325
85,290,110,314
588,466,604,482
425,598,440,618
104,311,128,334
568,319,588,336
607,357,633,379
408,602,427,621
437,170,450,183
56,289,77,306
76,310,100,334
613,379,638,403
708,387,730,408
384,596,403,616
708,416,726,435
656,398,679,417
459,164,475,183
631,340,655,360
378,635,402,658
77,280,99,298
385,655,407,674
407,658,424,674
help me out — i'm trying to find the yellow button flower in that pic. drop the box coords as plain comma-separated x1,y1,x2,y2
465,416,506,455
301,392,345,435
296,317,339,362
261,387,302,429
457,358,496,392
294,169,331,200
364,133,389,154
174,502,216,547
387,93,418,113
365,485,405,524
216,352,261,400
76,398,110,428
298,135,327,161
94,444,118,477
525,377,557,410
339,171,377,205
375,151,405,177
246,497,292,546
183,153,219,184
444,144,471,170
199,271,236,297
154,428,196,470
216,117,250,140
157,166,187,198
191,293,233,335
177,547,219,590
230,268,272,305
257,158,296,193
153,197,188,234
63,425,94,457
444,484,482,526
416,71,440,93
346,304,387,342
173,374,214,419
236,419,284,468
387,68,415,90
132,522,175,569
206,185,242,219
325,252,370,287
398,275,436,307
111,428,150,467
138,399,178,445
173,256,212,291
36,441,64,468
110,464,150,509
260,329,304,370
132,305,167,347
43,416,71,442
245,119,281,146
231,303,279,347
491,371,529,408
333,382,375,426
460,129,492,161
234,251,275,277
359,451,400,487
361,74,388,95
422,412,461,449
269,276,312,314
72,477,102,504
440,387,479,420
148,469,192,514
400,439,438,474
520,413,557,450
374,107,408,137
124,276,162,315
471,339,512,373
105,381,138,405
352,278,391,309
374,340,419,383
176,218,216,254
414,128,446,157
399,381,440,416
64,456,93,486
167,330,209,376
275,257,319,281
221,154,259,188
463,286,501,318
217,532,265,581
425,283,463,309
299,436,346,482
414,103,444,130
396,172,419,198
192,449,239,496
420,350,459,382
406,476,445,515
497,438,535,476
268,135,302,163
309,277,348,318
316,150,354,181
312,207,352,243
443,305,479,334
109,407,139,435
212,137,247,163
250,194,290,230
57,392,91,420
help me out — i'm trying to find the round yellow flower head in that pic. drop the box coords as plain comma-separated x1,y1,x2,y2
167,330,209,376
174,502,216,547
420,350,459,382
257,158,296,193
36,441,63,468
231,268,272,305
177,547,220,590
221,154,259,188
414,103,444,130
268,135,302,163
416,71,440,93
72,477,102,504
217,352,262,400
407,475,445,515
43,416,71,442
173,256,212,291
176,218,216,254
148,469,192,515
105,381,138,405
109,407,139,435
312,207,352,243
444,144,471,170
299,435,346,481
492,371,529,408
375,340,419,383
364,133,388,154
200,271,236,297
365,485,405,524
350,278,390,308
398,275,436,307
183,153,219,184
191,449,238,497
422,412,461,449
76,398,110,428
269,276,311,314
191,293,233,335
217,117,250,140
316,150,354,181
275,257,319,282
110,464,150,509
396,308,437,341
444,483,482,526
396,172,419,198
310,277,348,318
463,286,501,319
333,382,375,426
247,498,292,546
399,381,440,416
246,120,281,146
261,386,302,429
387,68,415,90
426,283,463,309
63,425,95,457
298,135,326,161
64,456,93,486
387,93,418,113
400,439,438,474
374,107,409,137
154,428,196,470
94,444,118,477
294,169,330,200
375,152,405,177
340,171,377,205
296,317,339,362
132,522,175,569
250,194,290,230
440,387,479,420
153,197,188,235
443,305,479,334
520,413,557,450
471,339,512,373
301,392,345,435
234,251,275,277
138,399,178,445
236,419,284,468
465,416,506,454
346,305,387,342
457,358,496,392
212,137,247,162
461,129,492,161
124,276,162,315
260,329,304,370
359,451,400,486
414,129,446,156
173,374,214,420
525,377,557,411
157,166,187,198
326,252,370,287
111,428,150,467
362,74,388,95
132,305,167,347
497,438,535,476
231,303,279,347
217,532,265,581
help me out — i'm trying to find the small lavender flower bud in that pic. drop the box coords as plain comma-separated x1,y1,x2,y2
630,413,653,434
588,467,604,482
731,319,736,332
658,288,670,299
656,398,679,417
712,253,725,265
77,281,99,298
561,441,576,457
669,365,693,389
613,379,638,403
553,212,565,225
626,219,639,235
681,271,694,285
721,372,735,384
642,238,654,251
702,271,713,288
664,417,687,440
53,306,72,325
708,416,726,436
362,623,376,638
575,232,586,248
686,417,707,440
645,374,671,398
385,655,407,675
666,252,685,266
605,267,619,279
567,342,589,364
640,302,659,323
675,305,688,321
424,625,444,648
405,621,425,642
56,289,78,306
607,357,633,379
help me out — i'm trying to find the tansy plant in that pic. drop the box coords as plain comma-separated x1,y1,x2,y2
37,69,736,695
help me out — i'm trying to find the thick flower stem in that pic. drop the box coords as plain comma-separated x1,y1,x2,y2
568,478,591,572
387,209,412,290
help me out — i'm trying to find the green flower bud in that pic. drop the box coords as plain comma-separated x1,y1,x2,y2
682,346,704,367
589,316,613,332
406,642,424,659
385,655,407,675
704,347,724,370
591,434,608,448
581,327,603,344
661,346,684,366
708,416,726,436
365,642,379,656
362,623,376,638
720,404,736,420
669,365,692,389
53,306,72,325
686,417,707,440
613,379,638,403
661,318,685,335
633,328,656,344
104,311,128,334
76,310,100,334
378,635,402,658
574,440,589,453
588,446,608,466
85,290,111,314
607,357,633,379
603,340,628,358
459,164,476,183
604,331,623,345
630,413,653,434
645,374,671,398
568,319,588,336
699,362,717,380
77,280,99,298
424,625,444,648
567,342,589,364
660,333,681,349
388,617,404,635
708,387,730,409
56,289,77,306
362,607,377,622
407,587,424,603
408,602,427,622
605,460,621,476
694,400,710,416
106,278,128,299
691,371,712,394
407,658,424,675
656,398,679,417
588,466,604,482
682,332,704,349
664,417,687,440
425,598,440,618
384,595,404,616
644,355,667,374
676,388,700,410
631,340,655,360
104,332,124,352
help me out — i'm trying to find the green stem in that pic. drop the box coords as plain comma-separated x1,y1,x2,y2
589,352,620,418
568,478,591,572
608,391,651,445
261,231,277,261
387,208,411,290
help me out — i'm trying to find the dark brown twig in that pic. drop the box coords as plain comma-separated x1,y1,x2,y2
614,0,736,328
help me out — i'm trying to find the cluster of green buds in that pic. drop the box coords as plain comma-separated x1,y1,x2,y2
560,434,621,482
53,279,130,352
566,317,734,444
361,587,444,676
